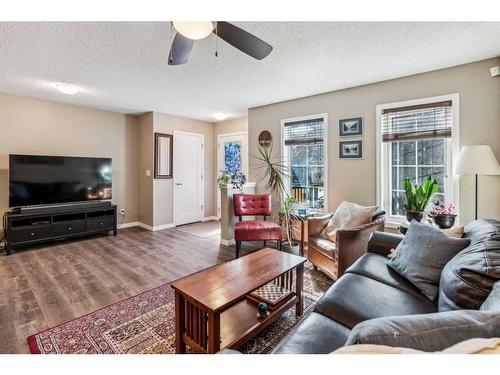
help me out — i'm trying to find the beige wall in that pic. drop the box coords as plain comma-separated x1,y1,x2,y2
152,112,215,226
214,117,248,136
137,112,154,226
249,58,500,224
0,93,140,231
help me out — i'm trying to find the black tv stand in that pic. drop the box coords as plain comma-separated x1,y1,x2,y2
4,203,117,255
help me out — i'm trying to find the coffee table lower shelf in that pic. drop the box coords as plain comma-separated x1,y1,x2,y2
181,293,298,353
221,294,298,349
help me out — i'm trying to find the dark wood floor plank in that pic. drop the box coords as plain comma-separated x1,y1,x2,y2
0,224,269,353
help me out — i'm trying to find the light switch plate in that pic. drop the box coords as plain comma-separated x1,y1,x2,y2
146,169,151,177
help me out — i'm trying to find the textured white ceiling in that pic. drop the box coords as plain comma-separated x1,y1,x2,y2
0,22,499,121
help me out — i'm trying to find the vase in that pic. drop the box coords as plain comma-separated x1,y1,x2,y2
432,214,456,229
405,210,424,223
282,241,300,255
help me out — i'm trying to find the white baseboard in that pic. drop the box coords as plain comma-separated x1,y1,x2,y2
118,221,140,229
119,222,175,232
220,238,235,246
202,216,218,222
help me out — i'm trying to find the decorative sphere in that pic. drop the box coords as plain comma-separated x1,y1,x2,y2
257,303,268,314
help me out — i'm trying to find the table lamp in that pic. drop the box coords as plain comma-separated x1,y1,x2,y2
454,145,500,220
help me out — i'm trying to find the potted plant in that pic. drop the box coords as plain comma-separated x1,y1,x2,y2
216,170,231,190
429,202,457,229
254,145,300,255
403,176,439,223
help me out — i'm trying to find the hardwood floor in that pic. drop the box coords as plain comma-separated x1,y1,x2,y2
0,224,266,354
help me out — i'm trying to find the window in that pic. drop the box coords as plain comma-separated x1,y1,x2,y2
377,96,459,225
282,115,327,212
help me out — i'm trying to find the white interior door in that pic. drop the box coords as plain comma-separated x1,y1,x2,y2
217,132,248,218
174,132,204,226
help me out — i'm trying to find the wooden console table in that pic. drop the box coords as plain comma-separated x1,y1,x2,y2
171,248,306,354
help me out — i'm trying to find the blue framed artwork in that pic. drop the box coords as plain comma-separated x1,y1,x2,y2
224,142,242,175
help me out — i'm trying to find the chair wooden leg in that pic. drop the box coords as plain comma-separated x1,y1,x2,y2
235,241,241,259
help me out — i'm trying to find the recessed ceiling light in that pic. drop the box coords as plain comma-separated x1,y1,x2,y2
173,21,215,40
53,82,80,95
212,112,229,121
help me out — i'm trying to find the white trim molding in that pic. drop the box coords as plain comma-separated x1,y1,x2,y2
220,238,235,246
202,216,218,222
376,93,460,228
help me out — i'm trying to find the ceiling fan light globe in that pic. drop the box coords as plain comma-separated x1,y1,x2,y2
173,21,215,40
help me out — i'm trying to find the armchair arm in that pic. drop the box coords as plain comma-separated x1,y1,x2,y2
367,231,403,257
308,213,334,237
336,217,385,276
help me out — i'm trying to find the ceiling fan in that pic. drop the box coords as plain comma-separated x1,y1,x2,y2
168,21,273,65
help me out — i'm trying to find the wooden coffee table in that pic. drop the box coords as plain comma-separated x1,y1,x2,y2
171,248,306,354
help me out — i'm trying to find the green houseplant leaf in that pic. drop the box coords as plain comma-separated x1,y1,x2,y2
403,176,439,212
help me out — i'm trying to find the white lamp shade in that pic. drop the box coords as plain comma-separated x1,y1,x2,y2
454,145,500,176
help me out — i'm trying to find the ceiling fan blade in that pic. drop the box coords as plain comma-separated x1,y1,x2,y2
215,22,272,60
168,33,194,65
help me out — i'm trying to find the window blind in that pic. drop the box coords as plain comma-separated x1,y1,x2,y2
382,100,452,142
283,118,324,146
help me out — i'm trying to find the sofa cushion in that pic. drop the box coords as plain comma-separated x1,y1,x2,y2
308,236,336,258
480,281,500,311
314,273,437,329
438,219,500,311
345,310,500,352
388,220,470,301
272,312,350,354
320,201,377,242
234,220,282,241
345,253,429,299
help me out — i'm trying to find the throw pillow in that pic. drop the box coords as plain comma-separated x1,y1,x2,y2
388,220,470,300
320,201,377,243
480,282,500,311
441,226,465,238
344,310,500,352
388,225,465,260
332,337,500,354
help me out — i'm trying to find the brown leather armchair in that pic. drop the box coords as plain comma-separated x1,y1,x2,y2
307,209,385,279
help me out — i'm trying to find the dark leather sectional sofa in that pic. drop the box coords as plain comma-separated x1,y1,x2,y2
271,219,500,354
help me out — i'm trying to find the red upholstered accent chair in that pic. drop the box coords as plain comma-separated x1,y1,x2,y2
233,193,282,258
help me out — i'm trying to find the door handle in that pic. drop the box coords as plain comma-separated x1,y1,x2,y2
175,182,183,186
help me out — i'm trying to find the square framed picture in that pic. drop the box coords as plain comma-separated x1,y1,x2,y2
339,140,363,159
339,117,363,137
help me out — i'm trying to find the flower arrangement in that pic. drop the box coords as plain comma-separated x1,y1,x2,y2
429,201,457,229
430,202,456,216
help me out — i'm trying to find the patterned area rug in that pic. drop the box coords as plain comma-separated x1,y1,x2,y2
28,263,332,354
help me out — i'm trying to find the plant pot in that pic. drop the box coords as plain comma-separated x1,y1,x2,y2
405,210,424,223
282,241,300,255
432,214,456,229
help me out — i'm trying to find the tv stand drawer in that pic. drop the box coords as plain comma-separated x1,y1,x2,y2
53,220,86,236
87,217,114,231
12,225,51,243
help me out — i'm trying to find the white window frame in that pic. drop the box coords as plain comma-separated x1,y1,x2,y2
376,94,460,228
280,113,328,213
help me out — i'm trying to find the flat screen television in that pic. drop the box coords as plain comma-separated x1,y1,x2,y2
9,154,112,208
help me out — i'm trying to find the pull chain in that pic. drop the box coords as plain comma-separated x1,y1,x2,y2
214,22,218,57
169,22,174,64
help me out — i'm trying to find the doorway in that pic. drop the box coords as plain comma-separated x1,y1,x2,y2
174,131,204,226
217,132,248,218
